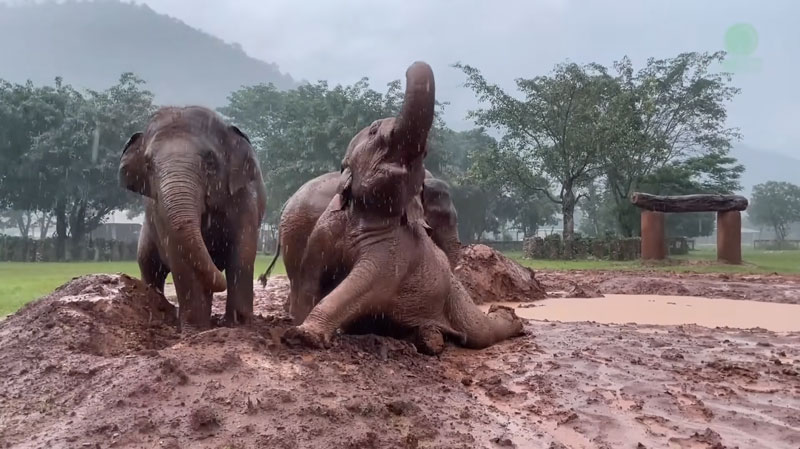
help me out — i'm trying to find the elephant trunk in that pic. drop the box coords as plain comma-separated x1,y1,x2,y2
395,61,435,158
158,151,227,293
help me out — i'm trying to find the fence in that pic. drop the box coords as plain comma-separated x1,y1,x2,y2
753,239,800,250
0,235,139,262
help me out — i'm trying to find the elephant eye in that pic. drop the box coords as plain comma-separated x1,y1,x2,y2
202,151,219,171
368,121,380,136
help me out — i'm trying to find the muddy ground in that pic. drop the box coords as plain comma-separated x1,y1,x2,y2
537,270,800,304
1,271,799,449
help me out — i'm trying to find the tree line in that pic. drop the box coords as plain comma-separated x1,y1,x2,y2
3,50,783,261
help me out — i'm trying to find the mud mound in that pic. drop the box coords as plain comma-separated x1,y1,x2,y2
1,274,798,448
0,274,178,357
455,244,546,304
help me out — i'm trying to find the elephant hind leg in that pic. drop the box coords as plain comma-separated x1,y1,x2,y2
445,277,525,349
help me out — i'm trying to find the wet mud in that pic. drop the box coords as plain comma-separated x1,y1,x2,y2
1,273,798,448
539,270,800,304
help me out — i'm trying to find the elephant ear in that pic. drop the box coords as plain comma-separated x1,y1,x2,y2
118,132,150,197
335,167,353,210
227,125,259,196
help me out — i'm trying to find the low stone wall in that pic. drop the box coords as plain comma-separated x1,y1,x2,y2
0,236,139,262
523,234,641,261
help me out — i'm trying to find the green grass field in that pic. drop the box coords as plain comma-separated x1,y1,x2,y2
1,248,798,317
0,255,286,317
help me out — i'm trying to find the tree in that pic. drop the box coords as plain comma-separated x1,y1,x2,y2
219,78,447,228
0,73,154,260
433,127,555,243
455,61,620,246
603,52,742,235
750,181,800,242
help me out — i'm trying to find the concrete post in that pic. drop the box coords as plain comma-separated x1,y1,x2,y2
717,211,742,264
641,211,667,260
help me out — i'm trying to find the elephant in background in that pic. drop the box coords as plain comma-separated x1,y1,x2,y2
119,105,267,331
281,61,524,354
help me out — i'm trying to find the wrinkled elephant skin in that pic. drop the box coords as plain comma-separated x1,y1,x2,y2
119,105,267,332
282,62,524,354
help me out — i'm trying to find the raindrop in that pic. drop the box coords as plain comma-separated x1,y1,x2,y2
90,127,100,164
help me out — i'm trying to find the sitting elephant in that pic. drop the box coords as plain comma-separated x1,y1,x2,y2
281,61,524,354
259,168,462,323
119,105,267,331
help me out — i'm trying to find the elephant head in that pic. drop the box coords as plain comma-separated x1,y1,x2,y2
119,106,259,293
338,61,435,217
422,176,462,268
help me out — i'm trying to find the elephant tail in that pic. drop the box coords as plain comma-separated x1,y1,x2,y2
258,235,281,288
258,199,290,288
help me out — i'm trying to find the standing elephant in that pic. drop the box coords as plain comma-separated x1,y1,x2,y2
119,105,267,331
281,61,524,354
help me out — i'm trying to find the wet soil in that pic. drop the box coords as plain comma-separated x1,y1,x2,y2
1,273,799,448
538,270,800,304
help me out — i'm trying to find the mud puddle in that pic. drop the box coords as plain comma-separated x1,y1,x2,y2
485,294,800,332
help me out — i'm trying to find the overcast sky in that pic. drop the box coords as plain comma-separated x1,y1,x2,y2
81,1,800,157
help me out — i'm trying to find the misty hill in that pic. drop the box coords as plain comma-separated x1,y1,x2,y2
731,145,800,196
0,0,297,106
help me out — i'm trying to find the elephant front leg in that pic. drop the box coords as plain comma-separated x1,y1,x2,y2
282,258,390,349
224,219,258,326
172,266,214,333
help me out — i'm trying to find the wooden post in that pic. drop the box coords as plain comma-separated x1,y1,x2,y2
641,211,667,260
717,211,742,264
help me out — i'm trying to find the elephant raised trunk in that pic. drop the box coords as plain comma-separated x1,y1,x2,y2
157,148,227,293
395,61,435,158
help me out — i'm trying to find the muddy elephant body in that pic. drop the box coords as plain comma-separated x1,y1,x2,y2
267,169,461,323
281,61,523,353
119,106,266,331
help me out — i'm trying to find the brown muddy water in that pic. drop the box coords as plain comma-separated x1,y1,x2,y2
485,294,800,332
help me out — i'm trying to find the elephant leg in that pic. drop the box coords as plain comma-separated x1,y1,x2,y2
445,277,525,349
172,265,213,333
224,219,258,326
289,206,347,324
137,226,169,293
282,257,390,349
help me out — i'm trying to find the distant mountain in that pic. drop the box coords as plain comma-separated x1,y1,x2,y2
731,145,800,195
0,0,297,106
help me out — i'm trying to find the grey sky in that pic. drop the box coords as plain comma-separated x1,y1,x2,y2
136,1,797,157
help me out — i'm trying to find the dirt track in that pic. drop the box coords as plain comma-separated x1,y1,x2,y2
1,273,799,448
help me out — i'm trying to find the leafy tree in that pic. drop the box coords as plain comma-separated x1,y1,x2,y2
435,127,555,242
219,78,447,227
0,73,154,259
749,181,800,242
455,61,620,246
603,52,742,235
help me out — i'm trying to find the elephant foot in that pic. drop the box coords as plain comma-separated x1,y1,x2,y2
487,304,525,336
281,325,331,349
413,325,445,356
